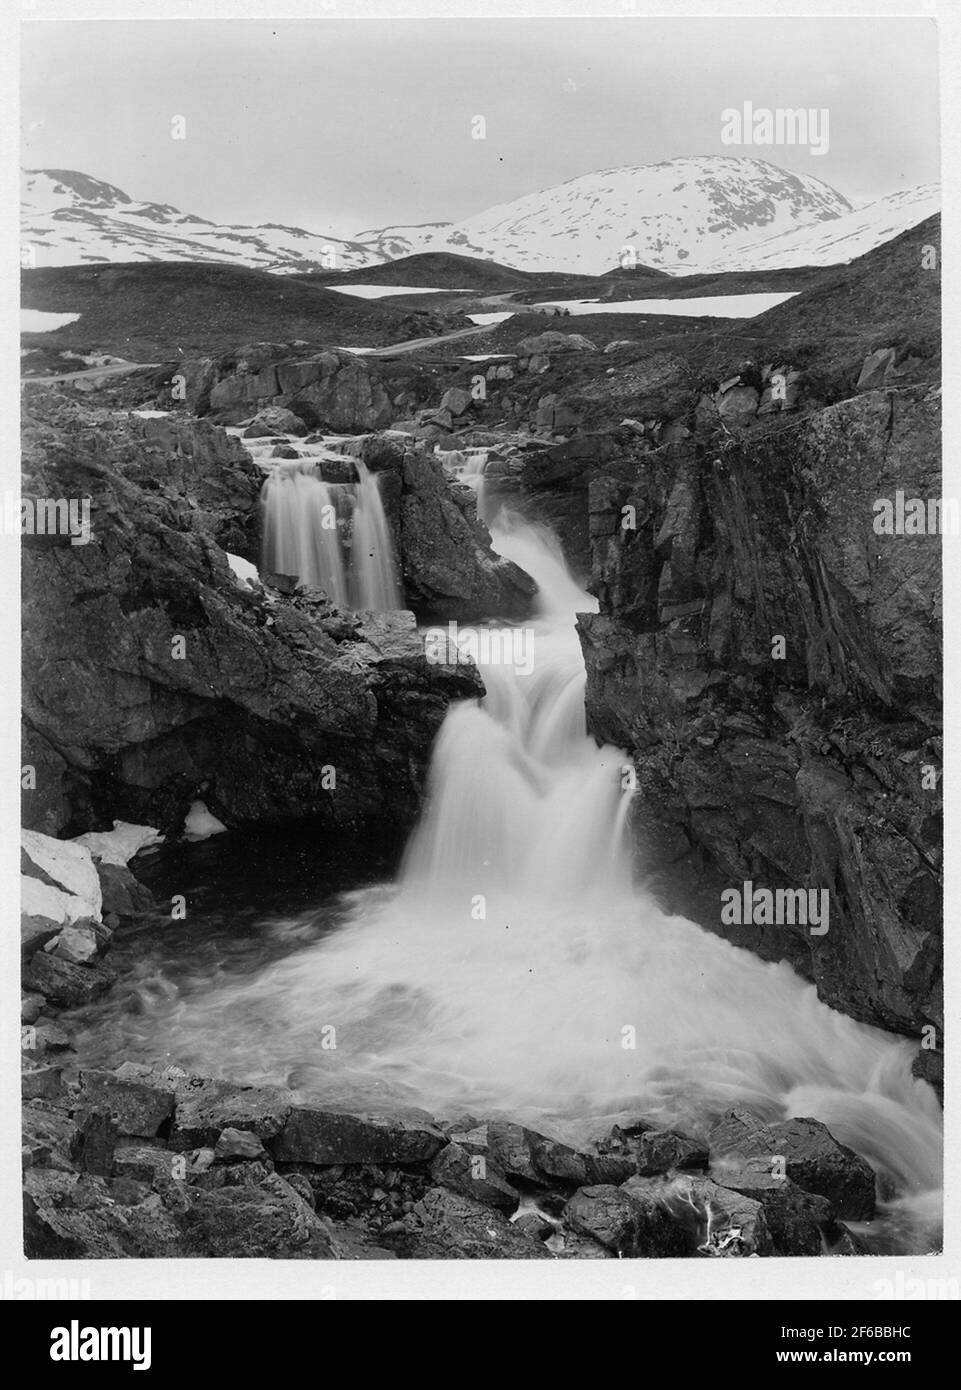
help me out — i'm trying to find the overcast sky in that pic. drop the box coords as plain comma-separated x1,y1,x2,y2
21,17,939,239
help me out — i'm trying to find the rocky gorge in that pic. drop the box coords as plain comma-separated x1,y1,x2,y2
20,219,942,1261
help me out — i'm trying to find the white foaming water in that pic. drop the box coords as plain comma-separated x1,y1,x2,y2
259,456,401,611
117,510,942,1244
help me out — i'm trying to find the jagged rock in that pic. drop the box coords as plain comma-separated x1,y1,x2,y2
177,1177,331,1259
428,1141,518,1211
273,1107,446,1165
708,1110,875,1220
398,1188,550,1259
203,349,393,432
397,447,536,621
270,443,301,459
580,387,942,1034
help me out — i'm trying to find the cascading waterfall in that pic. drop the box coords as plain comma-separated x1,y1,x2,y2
261,461,350,606
73,500,943,1253
348,461,404,611
259,448,402,611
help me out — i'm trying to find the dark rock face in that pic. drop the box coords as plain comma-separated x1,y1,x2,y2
395,447,537,621
21,394,480,838
581,385,942,1037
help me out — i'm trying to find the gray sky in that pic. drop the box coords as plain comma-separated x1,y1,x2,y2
21,17,939,239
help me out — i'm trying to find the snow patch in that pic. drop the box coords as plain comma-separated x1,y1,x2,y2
22,310,81,332
184,800,227,841
22,828,102,921
533,292,799,319
227,552,261,591
73,820,165,866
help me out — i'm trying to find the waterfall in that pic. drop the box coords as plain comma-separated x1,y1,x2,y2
349,461,404,611
259,453,402,611
260,461,349,607
91,504,943,1251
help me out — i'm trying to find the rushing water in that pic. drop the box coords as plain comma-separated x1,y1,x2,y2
260,455,402,610
68,450,942,1254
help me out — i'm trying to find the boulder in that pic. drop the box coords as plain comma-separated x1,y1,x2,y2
515,332,597,357
273,1106,446,1165
708,1110,876,1220
398,1188,550,1259
721,1171,833,1255
77,1069,176,1138
428,1141,518,1211
22,954,116,1008
564,1182,687,1256
244,407,307,437
440,387,473,417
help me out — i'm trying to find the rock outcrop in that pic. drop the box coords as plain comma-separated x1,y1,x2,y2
21,394,481,838
580,384,942,1043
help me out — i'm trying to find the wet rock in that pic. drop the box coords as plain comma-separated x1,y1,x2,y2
530,1134,635,1186
22,954,116,1008
270,444,301,459
565,1182,688,1257
399,1188,551,1259
273,1106,447,1166
709,1110,876,1220
482,1120,546,1186
721,1171,833,1254
639,1174,773,1256
428,1141,518,1211
634,1129,709,1176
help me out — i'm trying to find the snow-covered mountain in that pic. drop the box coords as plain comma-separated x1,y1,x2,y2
22,160,939,281
20,169,381,273
696,184,941,272
356,157,857,275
